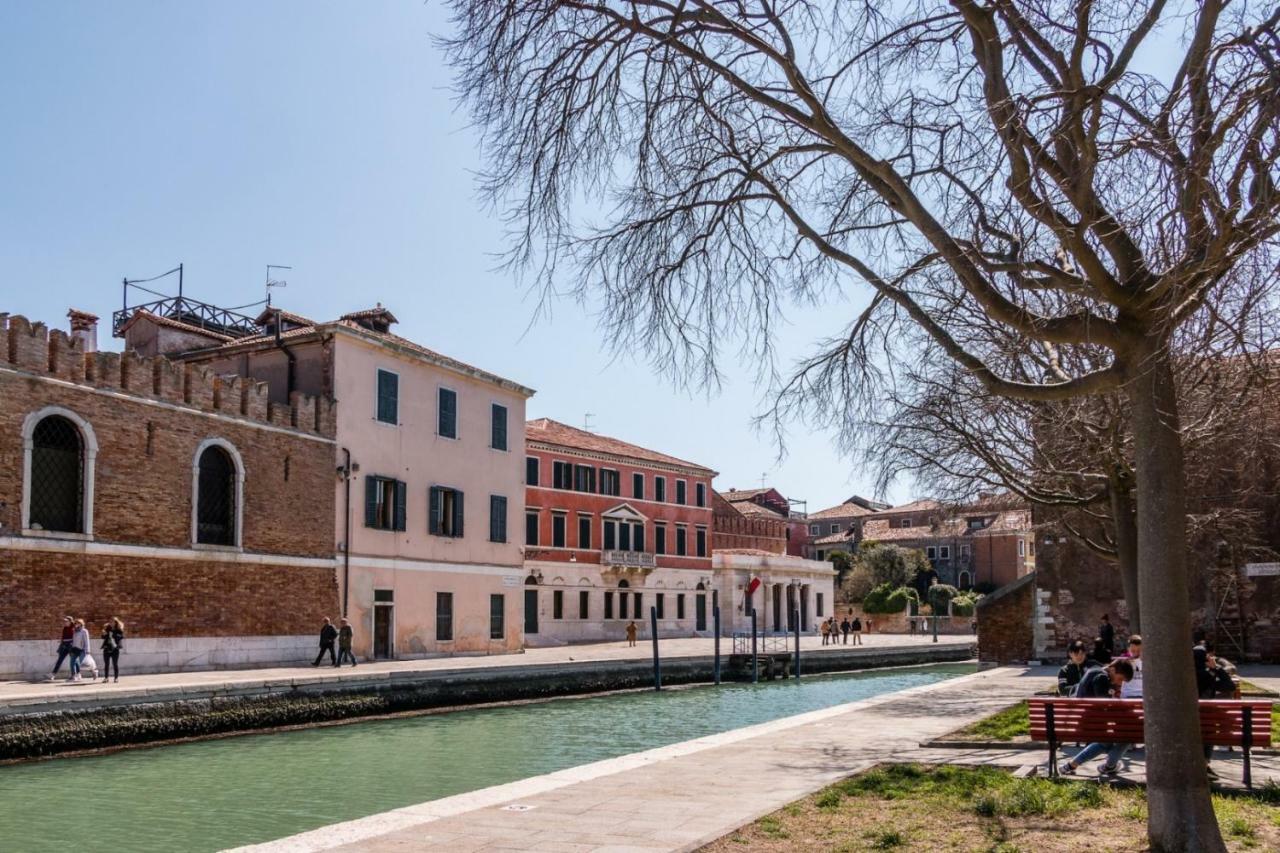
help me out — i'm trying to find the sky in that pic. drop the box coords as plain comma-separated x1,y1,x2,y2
0,1,908,511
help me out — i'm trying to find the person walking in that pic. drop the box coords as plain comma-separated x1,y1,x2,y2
336,617,357,667
820,618,831,646
68,618,91,682
49,616,75,681
1098,614,1116,658
313,617,338,667
839,616,851,645
100,619,124,683
625,621,638,647
851,615,863,646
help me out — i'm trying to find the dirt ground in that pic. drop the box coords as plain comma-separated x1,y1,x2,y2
700,764,1280,852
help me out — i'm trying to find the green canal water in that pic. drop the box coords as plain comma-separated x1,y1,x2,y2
0,663,973,852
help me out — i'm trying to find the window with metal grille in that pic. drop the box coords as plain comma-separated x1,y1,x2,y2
436,592,453,641
196,445,237,545
28,415,84,533
490,594,505,639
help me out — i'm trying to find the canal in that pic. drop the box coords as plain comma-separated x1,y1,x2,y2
0,663,973,852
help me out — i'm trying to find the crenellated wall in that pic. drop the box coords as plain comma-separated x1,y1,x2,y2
0,314,335,438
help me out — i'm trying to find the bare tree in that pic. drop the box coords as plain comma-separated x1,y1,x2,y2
444,2,1280,848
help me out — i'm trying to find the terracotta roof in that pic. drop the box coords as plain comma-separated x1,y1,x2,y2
869,499,943,516
813,530,856,546
860,509,1032,542
715,548,777,556
340,305,399,323
733,501,788,519
808,501,878,521
119,309,235,342
722,488,771,502
254,307,315,327
526,418,715,473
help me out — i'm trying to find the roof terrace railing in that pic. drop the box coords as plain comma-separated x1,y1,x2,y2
112,296,261,340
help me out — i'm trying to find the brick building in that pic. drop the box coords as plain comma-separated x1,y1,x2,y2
720,486,810,557
712,490,787,554
805,495,884,561
137,302,535,660
0,312,337,677
523,419,718,642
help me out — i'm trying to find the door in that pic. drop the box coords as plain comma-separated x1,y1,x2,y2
695,593,707,631
524,588,539,635
373,604,393,659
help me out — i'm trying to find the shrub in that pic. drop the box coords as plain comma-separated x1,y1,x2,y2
863,583,912,614
951,591,983,616
860,544,913,588
841,565,875,602
927,583,960,615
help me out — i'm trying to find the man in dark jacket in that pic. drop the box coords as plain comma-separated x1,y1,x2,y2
313,617,338,667
1059,659,1134,776
1056,640,1089,696
1098,613,1116,657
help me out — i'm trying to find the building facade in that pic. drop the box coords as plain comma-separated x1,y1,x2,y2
0,312,338,677
128,303,534,660
712,490,788,554
805,496,883,560
523,419,719,643
720,487,810,557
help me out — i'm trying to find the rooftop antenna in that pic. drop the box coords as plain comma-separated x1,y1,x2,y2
583,412,596,432
760,472,769,488
265,265,292,306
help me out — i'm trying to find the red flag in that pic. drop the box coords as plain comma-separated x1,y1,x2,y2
746,576,761,596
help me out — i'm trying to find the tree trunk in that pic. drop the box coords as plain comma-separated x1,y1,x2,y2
1125,350,1224,853
1108,476,1141,634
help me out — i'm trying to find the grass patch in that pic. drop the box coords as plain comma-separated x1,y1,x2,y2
702,764,1280,852
947,701,1029,741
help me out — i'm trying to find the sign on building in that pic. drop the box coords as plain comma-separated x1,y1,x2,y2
1244,562,1280,578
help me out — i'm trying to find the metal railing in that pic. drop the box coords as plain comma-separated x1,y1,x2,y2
732,632,790,654
112,296,261,339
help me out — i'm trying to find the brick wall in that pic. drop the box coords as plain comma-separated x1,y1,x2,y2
0,550,337,640
976,572,1035,663
0,312,339,647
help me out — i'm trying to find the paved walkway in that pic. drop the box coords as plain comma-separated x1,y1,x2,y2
237,665,1280,853
0,633,968,713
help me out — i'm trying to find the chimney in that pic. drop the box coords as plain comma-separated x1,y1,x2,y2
68,309,99,353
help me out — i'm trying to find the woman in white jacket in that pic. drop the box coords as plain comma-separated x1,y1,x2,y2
68,618,91,682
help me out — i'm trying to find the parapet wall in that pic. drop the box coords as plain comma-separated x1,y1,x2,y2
0,314,334,438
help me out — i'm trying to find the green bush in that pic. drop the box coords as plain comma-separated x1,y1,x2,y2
863,583,912,614
951,591,983,616
927,583,959,614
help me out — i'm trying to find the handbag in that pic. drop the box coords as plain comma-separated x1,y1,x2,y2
79,653,97,671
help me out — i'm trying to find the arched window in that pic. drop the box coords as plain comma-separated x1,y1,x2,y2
958,571,971,591
22,407,97,536
193,440,243,547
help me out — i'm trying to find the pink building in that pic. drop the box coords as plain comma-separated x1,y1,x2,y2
124,303,534,659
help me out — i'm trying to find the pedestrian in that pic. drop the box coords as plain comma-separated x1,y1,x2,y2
313,617,338,667
100,618,124,683
840,616,851,645
1057,659,1135,777
337,617,357,667
48,616,75,681
625,621,638,647
1090,636,1112,665
1098,613,1115,658
851,615,863,645
1056,640,1089,696
1117,635,1143,699
68,618,91,682
820,617,831,646
908,616,917,636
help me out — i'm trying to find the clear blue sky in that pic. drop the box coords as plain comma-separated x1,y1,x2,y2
0,1,907,510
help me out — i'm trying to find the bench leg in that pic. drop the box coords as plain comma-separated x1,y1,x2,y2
1048,738,1057,778
1242,708,1253,790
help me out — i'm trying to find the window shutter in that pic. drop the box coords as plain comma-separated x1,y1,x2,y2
492,404,508,450
393,480,407,531
429,487,442,535
439,389,457,437
453,490,464,537
364,476,379,527
635,524,645,552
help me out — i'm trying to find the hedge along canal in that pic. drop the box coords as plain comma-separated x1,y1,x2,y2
0,663,975,853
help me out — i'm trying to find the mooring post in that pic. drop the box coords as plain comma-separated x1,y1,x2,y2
650,606,661,691
712,589,721,686
793,607,801,679
751,607,759,684
932,613,938,643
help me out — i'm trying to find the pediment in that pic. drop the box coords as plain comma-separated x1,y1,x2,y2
602,503,648,522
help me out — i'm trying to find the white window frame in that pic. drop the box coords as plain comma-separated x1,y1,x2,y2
695,482,706,507
940,545,951,559
374,368,400,426
1018,539,1026,557
960,543,971,557
191,437,245,550
526,455,540,486
600,467,621,497
632,471,645,500
899,517,912,528
830,523,839,534
925,546,937,559
21,406,98,539
809,524,819,535
695,525,708,557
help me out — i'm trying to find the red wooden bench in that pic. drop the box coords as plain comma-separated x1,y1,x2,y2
1029,698,1273,788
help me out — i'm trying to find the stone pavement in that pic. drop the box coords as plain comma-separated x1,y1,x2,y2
0,632,968,714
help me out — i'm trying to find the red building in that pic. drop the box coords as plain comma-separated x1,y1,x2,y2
720,487,811,557
523,418,716,643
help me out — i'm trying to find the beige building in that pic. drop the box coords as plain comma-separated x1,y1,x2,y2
123,303,534,659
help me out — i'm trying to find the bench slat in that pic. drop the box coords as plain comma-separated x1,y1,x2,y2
1028,698,1273,747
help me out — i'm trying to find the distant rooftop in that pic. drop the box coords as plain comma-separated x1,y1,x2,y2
526,418,715,474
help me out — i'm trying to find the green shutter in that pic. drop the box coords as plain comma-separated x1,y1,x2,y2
393,480,407,531
453,490,464,537
365,476,379,527
429,487,442,535
439,389,457,438
492,404,508,450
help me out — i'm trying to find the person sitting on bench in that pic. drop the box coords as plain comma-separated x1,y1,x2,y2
1056,640,1089,696
1058,658,1134,777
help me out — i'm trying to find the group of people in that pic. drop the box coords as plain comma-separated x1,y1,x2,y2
313,616,358,666
50,615,125,683
821,614,864,645
1054,615,1241,778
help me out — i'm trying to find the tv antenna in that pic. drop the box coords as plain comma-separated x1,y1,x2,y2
265,265,292,305
583,412,596,432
